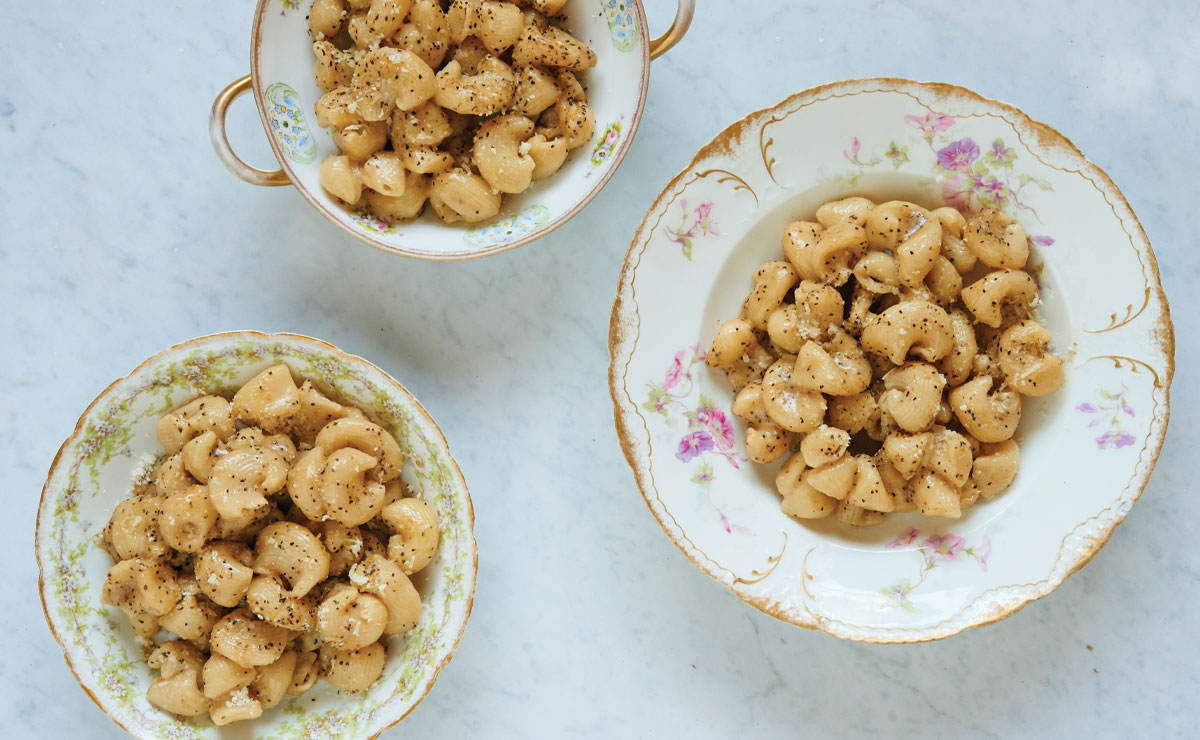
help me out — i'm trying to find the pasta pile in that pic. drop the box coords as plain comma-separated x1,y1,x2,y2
99,365,438,726
707,199,1064,526
309,0,597,224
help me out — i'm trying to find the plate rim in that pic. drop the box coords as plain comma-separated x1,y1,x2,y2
607,76,1175,643
34,330,478,737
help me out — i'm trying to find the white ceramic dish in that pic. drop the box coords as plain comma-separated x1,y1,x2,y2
609,78,1174,643
210,0,693,260
36,332,477,738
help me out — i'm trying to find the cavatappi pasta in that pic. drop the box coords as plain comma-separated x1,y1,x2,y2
100,365,439,726
708,199,1064,526
308,0,596,225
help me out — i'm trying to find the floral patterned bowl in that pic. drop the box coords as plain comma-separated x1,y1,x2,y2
209,0,694,261
35,332,477,738
609,78,1174,643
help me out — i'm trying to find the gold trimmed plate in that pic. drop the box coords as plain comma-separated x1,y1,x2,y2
244,0,652,260
608,78,1173,643
36,331,477,737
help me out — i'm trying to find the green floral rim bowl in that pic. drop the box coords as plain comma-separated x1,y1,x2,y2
35,331,477,739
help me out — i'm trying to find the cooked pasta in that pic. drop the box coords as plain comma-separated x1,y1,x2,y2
99,364,439,726
707,200,1064,526
309,0,596,225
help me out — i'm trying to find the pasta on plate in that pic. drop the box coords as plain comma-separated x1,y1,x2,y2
707,198,1064,527
99,364,439,726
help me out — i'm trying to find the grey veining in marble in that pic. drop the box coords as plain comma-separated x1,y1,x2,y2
2,1,1198,737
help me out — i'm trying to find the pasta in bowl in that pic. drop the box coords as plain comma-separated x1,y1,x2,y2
705,199,1065,526
36,332,476,738
209,0,695,260
609,78,1174,643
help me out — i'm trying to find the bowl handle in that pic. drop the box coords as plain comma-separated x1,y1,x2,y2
209,75,291,187
648,0,695,60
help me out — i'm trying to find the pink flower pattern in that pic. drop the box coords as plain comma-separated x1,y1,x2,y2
940,173,972,212
676,431,715,462
844,108,1056,240
697,407,735,452
350,209,403,236
904,112,955,138
980,176,1006,199
1077,386,1137,449
974,536,992,571
586,117,624,177
719,513,750,535
844,137,879,167
888,528,920,549
925,533,966,565
882,530,992,612
664,199,718,260
936,138,981,171
663,349,688,390
644,346,748,532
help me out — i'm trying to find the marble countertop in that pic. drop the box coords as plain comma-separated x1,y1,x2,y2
4,1,1197,737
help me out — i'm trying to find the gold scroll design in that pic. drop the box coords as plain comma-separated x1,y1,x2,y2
1084,287,1151,334
732,532,788,586
1083,354,1163,388
694,168,758,207
798,546,827,628
758,112,787,186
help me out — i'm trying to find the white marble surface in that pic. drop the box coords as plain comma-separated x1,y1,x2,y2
3,1,1198,737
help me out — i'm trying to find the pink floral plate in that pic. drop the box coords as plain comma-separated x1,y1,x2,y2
608,78,1174,643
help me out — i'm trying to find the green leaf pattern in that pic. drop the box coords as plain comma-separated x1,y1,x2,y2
40,339,473,738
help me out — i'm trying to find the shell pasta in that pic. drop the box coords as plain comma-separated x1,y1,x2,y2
308,0,597,225
708,199,1064,526
99,365,439,726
